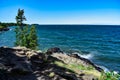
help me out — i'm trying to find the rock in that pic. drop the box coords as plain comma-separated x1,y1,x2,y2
0,63,6,70
0,69,9,80
46,47,63,55
69,53,80,59
0,46,103,80
30,53,46,65
69,53,103,72
0,47,32,75
55,71,78,80
0,28,9,31
81,74,97,80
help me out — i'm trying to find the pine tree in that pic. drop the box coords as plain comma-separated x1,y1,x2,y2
15,9,26,30
15,9,26,46
15,26,21,46
15,9,38,50
28,25,38,50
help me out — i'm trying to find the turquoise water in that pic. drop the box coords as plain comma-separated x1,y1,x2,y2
0,25,120,72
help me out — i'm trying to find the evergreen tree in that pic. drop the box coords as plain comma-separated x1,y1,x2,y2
15,9,26,30
15,9,26,46
15,26,21,46
28,25,38,50
15,9,38,50
20,26,29,47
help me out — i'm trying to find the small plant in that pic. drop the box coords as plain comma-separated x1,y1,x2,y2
100,71,120,80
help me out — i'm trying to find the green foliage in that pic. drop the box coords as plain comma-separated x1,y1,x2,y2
15,9,38,50
15,26,21,46
15,26,28,47
0,25,5,29
53,61,97,74
0,22,21,28
15,25,38,50
15,9,26,30
100,71,120,80
27,25,38,50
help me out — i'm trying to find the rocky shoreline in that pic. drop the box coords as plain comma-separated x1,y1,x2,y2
0,46,103,80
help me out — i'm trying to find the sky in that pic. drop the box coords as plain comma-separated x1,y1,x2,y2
0,0,120,25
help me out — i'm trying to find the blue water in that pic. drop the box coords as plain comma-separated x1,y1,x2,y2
0,25,120,72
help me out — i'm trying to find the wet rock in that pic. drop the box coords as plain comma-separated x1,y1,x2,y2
69,53,80,59
46,47,63,55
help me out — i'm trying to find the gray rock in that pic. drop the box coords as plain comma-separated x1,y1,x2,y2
46,47,63,55
0,27,9,31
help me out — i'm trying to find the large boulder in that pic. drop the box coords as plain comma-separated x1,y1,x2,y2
46,47,63,55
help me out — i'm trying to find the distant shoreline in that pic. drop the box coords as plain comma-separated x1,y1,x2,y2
32,24,120,26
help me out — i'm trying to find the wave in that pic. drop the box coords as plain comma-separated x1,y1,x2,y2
99,65,119,74
71,50,102,59
98,65,109,73
10,29,12,31
71,52,93,59
71,51,120,74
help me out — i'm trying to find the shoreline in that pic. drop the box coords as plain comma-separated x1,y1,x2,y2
0,46,120,80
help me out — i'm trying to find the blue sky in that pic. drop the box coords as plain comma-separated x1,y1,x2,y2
0,0,120,25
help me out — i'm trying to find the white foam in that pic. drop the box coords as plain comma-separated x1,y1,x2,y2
79,54,93,59
98,65,110,73
113,71,119,74
98,66,120,74
72,52,93,59
10,29,12,31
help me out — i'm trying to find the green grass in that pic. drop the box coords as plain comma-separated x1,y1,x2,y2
99,72,120,80
54,61,94,71
53,61,120,79
53,61,101,77
70,64,94,70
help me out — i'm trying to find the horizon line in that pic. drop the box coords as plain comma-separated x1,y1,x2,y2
31,24,120,26
1,21,120,26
